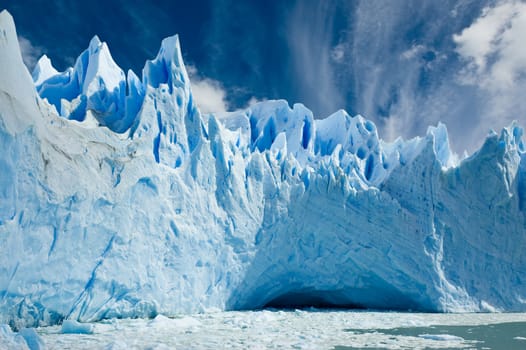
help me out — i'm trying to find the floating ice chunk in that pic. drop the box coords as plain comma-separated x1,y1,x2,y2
61,320,94,334
418,334,464,341
148,315,201,329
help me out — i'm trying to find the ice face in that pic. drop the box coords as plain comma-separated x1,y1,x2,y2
0,9,525,329
34,35,129,132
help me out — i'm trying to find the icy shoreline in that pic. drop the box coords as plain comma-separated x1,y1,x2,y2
6,311,526,350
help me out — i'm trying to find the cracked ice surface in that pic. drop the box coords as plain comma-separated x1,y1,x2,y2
0,9,526,329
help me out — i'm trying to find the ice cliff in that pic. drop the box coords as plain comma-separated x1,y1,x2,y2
1,10,526,329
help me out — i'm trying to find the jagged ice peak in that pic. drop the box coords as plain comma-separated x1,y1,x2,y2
1,9,526,331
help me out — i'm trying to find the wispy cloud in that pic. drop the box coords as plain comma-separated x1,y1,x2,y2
315,0,525,154
187,65,228,114
452,0,526,150
286,1,346,117
342,1,461,148
245,96,266,107
17,35,44,70
454,0,526,89
284,1,462,147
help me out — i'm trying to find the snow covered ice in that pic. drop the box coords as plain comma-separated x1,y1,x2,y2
0,8,526,331
32,311,526,350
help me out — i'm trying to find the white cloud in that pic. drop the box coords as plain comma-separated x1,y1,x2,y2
191,78,228,114
451,0,526,153
187,65,228,114
453,0,526,90
401,45,425,60
277,1,525,154
330,43,346,63
17,36,44,70
245,96,267,108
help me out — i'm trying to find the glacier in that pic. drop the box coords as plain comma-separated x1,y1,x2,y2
1,9,526,330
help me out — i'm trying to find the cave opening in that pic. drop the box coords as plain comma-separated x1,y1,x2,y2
262,290,366,310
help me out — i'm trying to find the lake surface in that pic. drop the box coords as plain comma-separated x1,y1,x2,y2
37,310,526,349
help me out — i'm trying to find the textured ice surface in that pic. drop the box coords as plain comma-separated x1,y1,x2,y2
1,9,526,329
60,320,94,334
35,311,526,350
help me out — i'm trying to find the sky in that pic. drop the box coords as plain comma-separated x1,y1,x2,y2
3,0,526,154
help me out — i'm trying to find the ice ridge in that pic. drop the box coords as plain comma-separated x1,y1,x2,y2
1,9,526,330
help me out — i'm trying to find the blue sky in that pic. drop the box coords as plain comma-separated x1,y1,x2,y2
4,0,526,153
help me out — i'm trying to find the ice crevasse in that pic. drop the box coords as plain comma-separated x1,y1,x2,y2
0,10,526,329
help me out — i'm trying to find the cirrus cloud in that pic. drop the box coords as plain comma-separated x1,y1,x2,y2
18,35,44,70
452,0,526,152
453,0,526,90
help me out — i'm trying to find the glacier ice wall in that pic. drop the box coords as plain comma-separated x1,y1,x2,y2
1,10,526,329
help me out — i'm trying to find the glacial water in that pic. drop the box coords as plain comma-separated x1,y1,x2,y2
36,310,526,349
